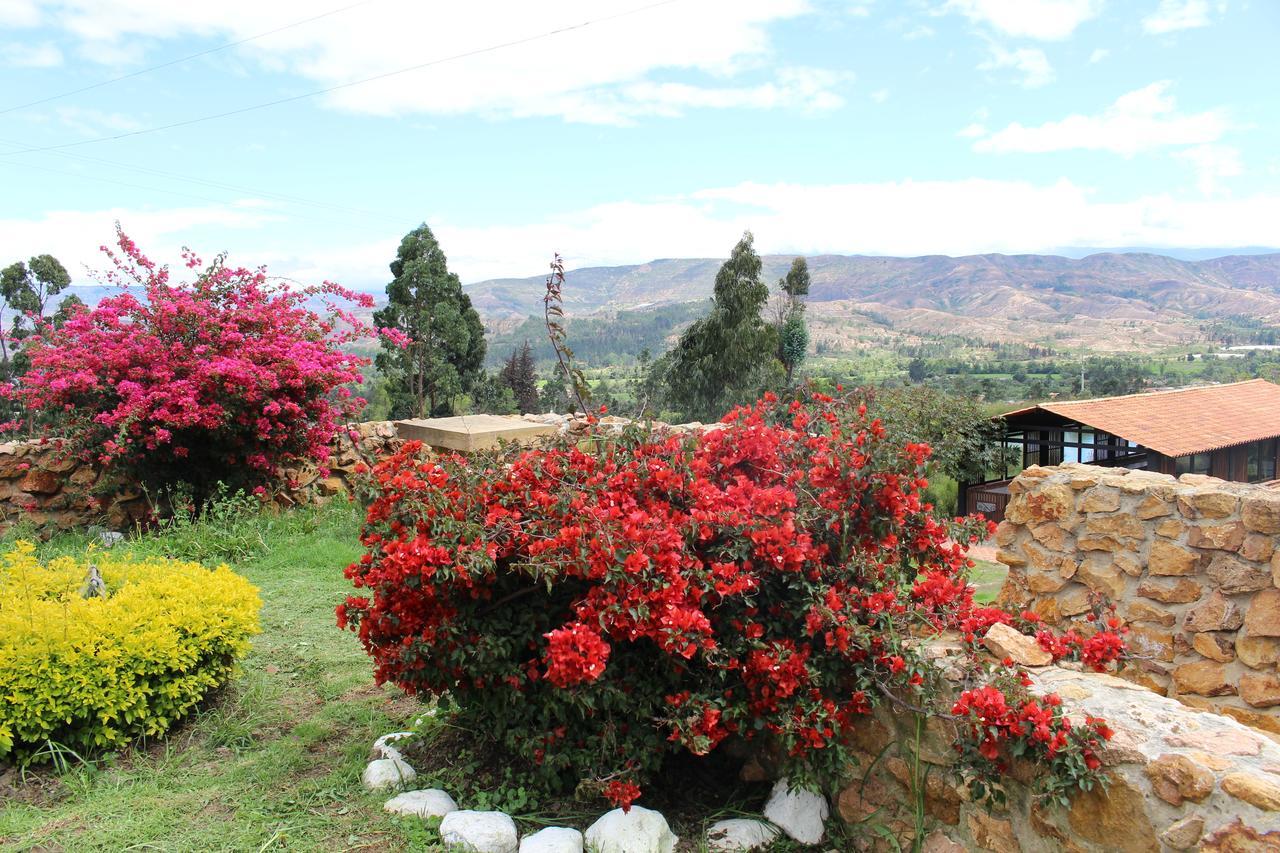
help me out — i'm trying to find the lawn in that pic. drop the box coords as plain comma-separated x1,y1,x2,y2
0,501,435,852
0,499,1000,852
968,560,1008,605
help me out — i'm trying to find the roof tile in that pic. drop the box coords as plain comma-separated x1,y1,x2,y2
1001,379,1280,458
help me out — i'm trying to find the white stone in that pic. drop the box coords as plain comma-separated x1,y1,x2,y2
519,826,583,853
705,818,779,851
383,788,458,819
584,806,677,853
361,757,416,792
761,778,828,845
439,810,519,853
372,731,415,760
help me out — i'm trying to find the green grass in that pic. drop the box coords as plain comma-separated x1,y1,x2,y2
0,501,433,852
968,560,1008,605
0,499,945,852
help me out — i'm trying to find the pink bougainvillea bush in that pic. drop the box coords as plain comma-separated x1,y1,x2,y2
339,390,1121,809
8,228,376,497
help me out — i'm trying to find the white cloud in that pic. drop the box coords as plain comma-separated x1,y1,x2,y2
979,46,1054,87
870,88,889,102
1142,0,1214,34
8,178,1280,286
974,81,1229,155
957,122,987,137
1089,47,1109,62
0,202,281,283
614,67,850,120
0,0,40,26
1,41,61,67
27,0,835,125
942,0,1104,40
1174,143,1242,195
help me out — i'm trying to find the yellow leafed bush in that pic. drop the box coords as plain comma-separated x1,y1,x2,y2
0,541,261,759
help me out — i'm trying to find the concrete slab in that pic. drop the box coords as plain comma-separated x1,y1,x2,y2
395,415,557,453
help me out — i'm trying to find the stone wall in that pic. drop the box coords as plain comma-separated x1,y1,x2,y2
995,463,1280,732
815,639,1280,851
0,420,400,533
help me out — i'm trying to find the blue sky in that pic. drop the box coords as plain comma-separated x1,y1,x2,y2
1,0,1277,288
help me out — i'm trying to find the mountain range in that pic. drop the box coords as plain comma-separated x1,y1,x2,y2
466,251,1280,356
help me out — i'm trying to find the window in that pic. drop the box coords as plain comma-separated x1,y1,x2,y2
1248,439,1278,483
1175,453,1211,477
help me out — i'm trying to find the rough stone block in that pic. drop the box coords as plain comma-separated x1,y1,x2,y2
1245,589,1280,638
1206,554,1273,594
1148,539,1196,576
395,415,556,453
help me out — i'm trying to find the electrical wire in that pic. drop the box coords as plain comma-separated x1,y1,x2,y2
0,0,384,116
0,137,409,225
0,157,402,230
2,0,683,155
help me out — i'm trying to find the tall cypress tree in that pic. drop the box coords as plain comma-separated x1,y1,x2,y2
665,232,780,421
374,224,485,418
776,256,810,386
499,340,541,413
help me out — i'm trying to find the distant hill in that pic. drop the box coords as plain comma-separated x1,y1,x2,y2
467,251,1280,359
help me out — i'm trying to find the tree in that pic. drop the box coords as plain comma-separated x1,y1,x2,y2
664,232,780,421
862,384,1006,512
0,254,71,375
907,357,928,383
374,224,485,418
775,257,810,386
499,340,541,413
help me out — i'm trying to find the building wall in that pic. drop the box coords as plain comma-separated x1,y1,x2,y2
995,463,1280,733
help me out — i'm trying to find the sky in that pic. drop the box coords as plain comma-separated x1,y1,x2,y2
1,0,1278,289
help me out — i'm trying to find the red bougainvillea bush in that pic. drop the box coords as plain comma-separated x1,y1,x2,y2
7,228,378,497
339,390,1119,809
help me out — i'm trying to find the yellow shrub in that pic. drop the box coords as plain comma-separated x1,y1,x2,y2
0,542,261,759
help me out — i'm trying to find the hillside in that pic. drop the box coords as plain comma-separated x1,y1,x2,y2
467,251,1280,360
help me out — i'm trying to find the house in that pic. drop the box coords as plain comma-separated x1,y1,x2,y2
961,379,1280,523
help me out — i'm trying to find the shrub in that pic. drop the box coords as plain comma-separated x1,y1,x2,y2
0,542,261,759
340,390,1116,807
7,228,377,499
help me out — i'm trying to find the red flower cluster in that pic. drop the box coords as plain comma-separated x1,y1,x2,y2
544,623,611,687
1035,620,1128,672
952,675,1114,804
338,390,1100,806
8,228,380,494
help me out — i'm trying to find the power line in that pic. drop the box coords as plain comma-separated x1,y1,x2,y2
0,137,408,225
0,0,383,116
0,155,403,231
3,0,683,156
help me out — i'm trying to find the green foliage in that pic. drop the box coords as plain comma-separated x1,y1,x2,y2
663,232,781,421
0,254,73,428
484,303,699,370
141,483,268,564
863,385,1006,507
499,340,541,413
374,224,486,418
775,257,810,386
0,542,261,760
471,372,518,415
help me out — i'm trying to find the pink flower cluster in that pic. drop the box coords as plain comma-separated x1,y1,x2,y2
10,228,376,489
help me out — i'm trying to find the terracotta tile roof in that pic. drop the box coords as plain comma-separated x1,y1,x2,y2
1000,379,1280,458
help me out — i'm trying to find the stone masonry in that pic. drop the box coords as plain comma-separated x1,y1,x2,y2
819,639,1280,852
995,462,1280,734
0,420,400,534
